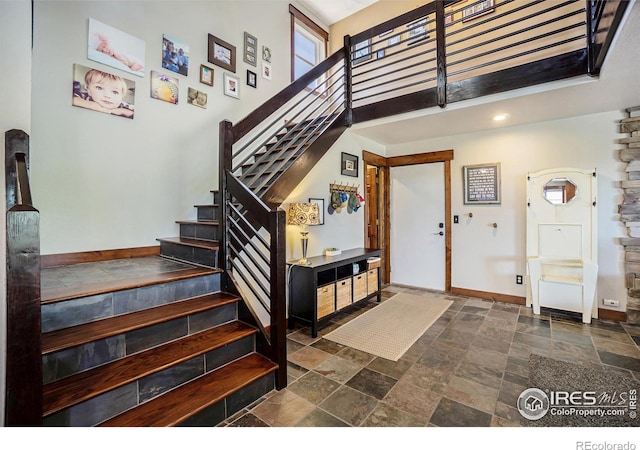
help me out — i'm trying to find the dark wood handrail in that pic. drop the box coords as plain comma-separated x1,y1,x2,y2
227,172,270,226
5,129,42,426
232,48,346,142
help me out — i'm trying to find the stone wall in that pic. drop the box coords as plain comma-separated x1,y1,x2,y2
619,106,640,324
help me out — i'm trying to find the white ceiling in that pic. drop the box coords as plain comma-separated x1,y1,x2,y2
298,0,380,26
300,0,640,146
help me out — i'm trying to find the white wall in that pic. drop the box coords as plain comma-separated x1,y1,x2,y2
1,0,33,426
283,131,385,260
31,1,302,255
385,110,628,311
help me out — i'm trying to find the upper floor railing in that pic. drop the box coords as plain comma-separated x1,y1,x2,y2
216,0,628,390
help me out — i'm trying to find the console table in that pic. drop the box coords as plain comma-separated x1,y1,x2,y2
288,248,381,337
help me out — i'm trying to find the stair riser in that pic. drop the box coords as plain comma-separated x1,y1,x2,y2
44,335,257,426
197,205,218,221
179,372,274,426
179,223,219,242
43,302,237,384
42,273,221,334
160,242,218,268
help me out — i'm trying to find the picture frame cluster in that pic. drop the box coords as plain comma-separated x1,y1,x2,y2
73,17,273,120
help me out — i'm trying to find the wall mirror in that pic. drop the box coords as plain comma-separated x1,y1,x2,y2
543,178,577,205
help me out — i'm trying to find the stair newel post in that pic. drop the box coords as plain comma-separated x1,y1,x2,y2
5,129,43,426
219,120,234,280
343,35,353,127
269,207,287,389
435,0,447,108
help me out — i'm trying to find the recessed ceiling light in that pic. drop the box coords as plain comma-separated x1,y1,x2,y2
493,114,508,121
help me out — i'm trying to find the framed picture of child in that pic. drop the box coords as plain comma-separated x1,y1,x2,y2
87,18,145,78
150,70,179,104
72,64,135,119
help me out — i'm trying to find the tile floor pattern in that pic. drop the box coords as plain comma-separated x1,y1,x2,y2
222,285,640,428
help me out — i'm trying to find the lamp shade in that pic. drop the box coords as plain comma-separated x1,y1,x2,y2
287,202,320,226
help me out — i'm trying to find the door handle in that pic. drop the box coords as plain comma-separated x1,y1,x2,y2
433,231,444,236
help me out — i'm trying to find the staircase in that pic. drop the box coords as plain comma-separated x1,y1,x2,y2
39,188,278,427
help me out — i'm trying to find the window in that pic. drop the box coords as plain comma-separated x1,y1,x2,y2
290,5,328,83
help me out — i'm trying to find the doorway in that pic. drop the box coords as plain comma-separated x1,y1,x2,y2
363,150,453,291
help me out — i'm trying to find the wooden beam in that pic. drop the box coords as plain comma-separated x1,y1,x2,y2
362,150,387,166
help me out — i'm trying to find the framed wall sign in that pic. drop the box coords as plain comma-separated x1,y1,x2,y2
463,163,501,204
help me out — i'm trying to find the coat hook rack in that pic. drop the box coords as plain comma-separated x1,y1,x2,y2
330,182,359,194
491,222,498,228
468,213,473,218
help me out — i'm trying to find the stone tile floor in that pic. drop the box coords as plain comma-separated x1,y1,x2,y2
222,284,640,428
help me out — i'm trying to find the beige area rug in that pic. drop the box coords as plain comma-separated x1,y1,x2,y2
324,293,453,361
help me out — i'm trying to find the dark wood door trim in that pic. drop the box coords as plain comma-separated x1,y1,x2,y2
363,149,453,292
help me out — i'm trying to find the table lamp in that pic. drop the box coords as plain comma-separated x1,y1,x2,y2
287,202,320,265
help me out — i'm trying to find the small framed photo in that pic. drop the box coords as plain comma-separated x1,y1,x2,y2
223,73,240,99
247,70,257,88
462,0,495,22
200,64,214,86
341,152,358,178
208,33,236,73
262,46,272,62
377,49,385,59
407,18,428,46
187,87,207,108
309,198,325,225
262,62,272,80
353,39,371,65
150,70,178,104
243,31,257,67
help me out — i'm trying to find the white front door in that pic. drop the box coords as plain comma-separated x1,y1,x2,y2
390,163,445,290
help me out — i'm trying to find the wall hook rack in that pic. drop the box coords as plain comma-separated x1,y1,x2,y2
330,182,359,194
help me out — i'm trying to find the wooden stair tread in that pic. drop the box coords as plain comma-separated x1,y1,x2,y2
42,266,220,305
176,220,219,226
98,353,277,427
43,321,257,417
42,292,240,355
156,237,219,249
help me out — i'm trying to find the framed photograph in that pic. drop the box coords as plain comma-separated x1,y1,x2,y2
223,73,240,99
162,34,189,76
187,87,207,109
463,0,495,21
208,33,236,72
463,163,501,205
388,34,401,46
445,13,455,25
243,31,257,67
150,70,179,105
309,198,325,225
87,18,145,78
247,70,257,88
353,39,371,65
262,46,272,63
262,62,272,80
407,18,428,46
200,64,214,86
377,49,385,59
341,152,359,178
72,63,135,119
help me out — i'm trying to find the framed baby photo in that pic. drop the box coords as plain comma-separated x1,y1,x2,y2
224,73,240,99
72,63,136,119
243,31,257,67
208,33,236,73
200,64,214,86
187,87,207,109
247,70,257,88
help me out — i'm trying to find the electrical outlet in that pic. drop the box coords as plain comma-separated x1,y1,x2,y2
516,275,523,285
603,299,619,307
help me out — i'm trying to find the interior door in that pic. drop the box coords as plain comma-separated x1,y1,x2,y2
390,163,445,290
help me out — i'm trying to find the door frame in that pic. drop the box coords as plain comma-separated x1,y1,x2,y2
363,149,453,291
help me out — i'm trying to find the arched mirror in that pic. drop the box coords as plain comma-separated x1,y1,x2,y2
543,178,577,205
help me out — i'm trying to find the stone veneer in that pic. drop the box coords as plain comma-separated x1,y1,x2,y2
619,106,640,324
